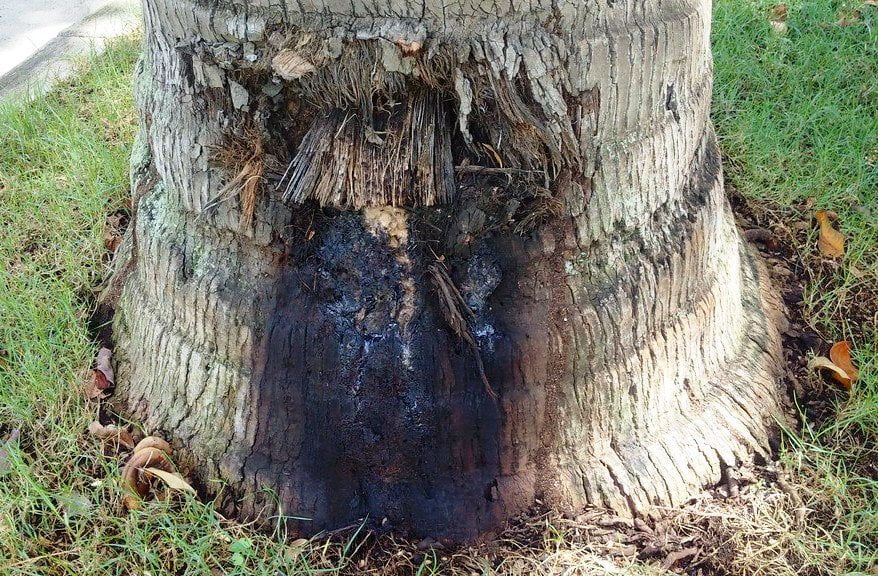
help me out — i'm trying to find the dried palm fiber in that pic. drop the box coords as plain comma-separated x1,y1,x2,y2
428,261,496,398
206,121,265,230
279,88,455,209
268,25,581,209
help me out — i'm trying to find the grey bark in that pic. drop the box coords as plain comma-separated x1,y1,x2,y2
104,0,786,540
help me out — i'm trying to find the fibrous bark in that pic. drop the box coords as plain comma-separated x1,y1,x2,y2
106,0,786,540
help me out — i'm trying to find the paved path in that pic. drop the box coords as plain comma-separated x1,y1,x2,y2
0,0,140,101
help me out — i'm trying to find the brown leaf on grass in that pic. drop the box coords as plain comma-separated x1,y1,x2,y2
770,4,789,21
85,373,109,400
120,435,194,510
122,446,174,510
88,421,135,450
837,9,861,25
814,210,845,258
807,356,852,390
144,467,196,493
92,370,111,390
829,341,859,385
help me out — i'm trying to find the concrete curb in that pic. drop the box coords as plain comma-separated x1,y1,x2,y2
0,0,141,103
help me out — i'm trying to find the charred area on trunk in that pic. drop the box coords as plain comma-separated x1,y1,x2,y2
225,126,575,535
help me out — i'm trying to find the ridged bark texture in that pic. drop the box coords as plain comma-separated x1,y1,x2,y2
108,0,786,539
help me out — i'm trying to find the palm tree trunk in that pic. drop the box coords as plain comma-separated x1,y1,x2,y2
106,0,786,540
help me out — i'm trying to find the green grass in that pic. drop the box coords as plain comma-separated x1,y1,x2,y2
0,2,876,574
713,0,878,331
712,1,878,574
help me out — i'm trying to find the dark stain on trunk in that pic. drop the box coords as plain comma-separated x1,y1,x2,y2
241,194,569,539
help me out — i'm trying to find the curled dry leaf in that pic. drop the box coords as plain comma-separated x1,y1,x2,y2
121,435,196,510
808,356,852,390
814,210,845,258
121,446,175,510
132,436,172,456
143,467,196,493
86,348,116,401
88,421,135,450
83,380,107,400
829,341,859,385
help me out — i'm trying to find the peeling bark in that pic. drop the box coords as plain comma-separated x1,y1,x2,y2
107,0,786,540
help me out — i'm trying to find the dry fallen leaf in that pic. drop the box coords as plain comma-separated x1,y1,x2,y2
86,347,116,400
144,467,196,493
86,373,109,400
837,9,861,25
808,356,852,390
88,421,136,450
814,210,845,258
122,446,174,510
95,347,115,385
120,435,194,510
830,341,859,385
769,3,789,33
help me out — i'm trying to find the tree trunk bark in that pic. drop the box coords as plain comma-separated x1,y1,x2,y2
106,0,786,540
